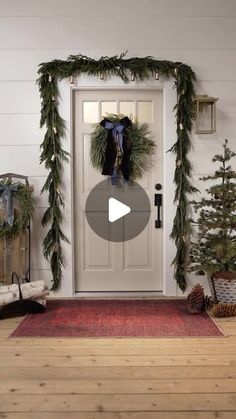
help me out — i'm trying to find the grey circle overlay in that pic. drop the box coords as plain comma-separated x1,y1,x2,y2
85,179,151,242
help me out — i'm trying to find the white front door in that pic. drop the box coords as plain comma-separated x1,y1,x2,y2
73,90,163,292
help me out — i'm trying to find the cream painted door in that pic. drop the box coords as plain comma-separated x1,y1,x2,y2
74,90,163,292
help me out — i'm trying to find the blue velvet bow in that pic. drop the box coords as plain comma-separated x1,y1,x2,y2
0,184,18,226
104,121,125,184
104,121,125,153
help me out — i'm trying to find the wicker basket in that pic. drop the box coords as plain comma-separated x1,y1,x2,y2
208,273,236,304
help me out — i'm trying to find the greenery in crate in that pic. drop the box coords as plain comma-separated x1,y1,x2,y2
0,180,34,239
189,140,236,276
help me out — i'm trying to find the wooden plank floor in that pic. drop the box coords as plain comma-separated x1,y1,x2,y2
0,315,236,418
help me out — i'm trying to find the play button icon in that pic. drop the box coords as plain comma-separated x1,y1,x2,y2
85,179,151,242
108,198,131,222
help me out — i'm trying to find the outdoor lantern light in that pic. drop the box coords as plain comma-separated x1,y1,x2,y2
195,95,218,134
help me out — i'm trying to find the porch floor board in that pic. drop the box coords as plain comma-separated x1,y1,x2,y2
0,315,236,418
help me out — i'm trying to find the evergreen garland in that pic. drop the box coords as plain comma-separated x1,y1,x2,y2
0,180,34,239
37,52,196,291
90,113,156,180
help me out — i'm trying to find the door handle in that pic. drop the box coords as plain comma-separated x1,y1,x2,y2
154,193,162,229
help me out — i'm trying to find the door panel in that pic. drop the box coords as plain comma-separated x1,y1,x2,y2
124,219,152,269
84,214,112,269
74,90,163,292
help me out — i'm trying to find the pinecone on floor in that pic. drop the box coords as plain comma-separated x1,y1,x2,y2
211,303,236,318
187,283,205,314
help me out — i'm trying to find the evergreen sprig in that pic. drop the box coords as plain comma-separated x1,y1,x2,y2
37,52,196,291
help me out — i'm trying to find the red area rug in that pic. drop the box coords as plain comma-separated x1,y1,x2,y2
10,299,223,338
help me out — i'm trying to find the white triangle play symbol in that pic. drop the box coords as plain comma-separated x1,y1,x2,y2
108,198,131,223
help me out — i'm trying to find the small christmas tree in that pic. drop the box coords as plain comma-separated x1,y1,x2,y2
190,140,236,276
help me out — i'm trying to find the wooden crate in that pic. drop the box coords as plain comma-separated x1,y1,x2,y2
0,208,30,285
0,238,4,283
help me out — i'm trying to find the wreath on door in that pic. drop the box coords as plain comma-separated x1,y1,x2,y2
90,113,156,182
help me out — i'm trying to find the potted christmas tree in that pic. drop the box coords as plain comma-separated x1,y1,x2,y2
190,140,236,303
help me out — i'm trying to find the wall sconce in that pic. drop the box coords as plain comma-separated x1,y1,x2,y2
195,95,218,134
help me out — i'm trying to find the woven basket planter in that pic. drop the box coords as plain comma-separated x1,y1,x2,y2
208,272,236,304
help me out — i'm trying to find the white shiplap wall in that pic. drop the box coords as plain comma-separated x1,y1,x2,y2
0,0,236,295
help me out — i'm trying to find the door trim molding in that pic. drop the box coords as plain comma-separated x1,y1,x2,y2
58,78,178,297
75,291,163,297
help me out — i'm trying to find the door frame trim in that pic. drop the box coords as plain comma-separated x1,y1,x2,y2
58,79,178,297
75,291,163,297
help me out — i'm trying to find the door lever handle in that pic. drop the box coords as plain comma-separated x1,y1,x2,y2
154,193,162,228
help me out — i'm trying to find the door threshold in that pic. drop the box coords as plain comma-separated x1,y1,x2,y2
74,291,164,298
